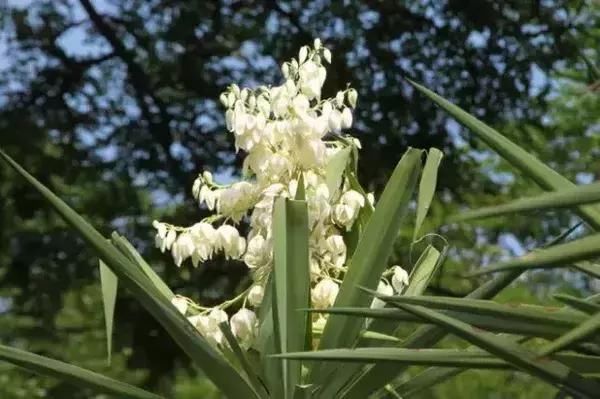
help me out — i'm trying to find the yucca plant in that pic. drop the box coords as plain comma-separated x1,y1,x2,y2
1,40,600,399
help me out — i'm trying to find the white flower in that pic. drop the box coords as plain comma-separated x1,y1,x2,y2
243,235,271,269
247,285,264,307
155,40,369,351
323,48,332,64
216,225,246,259
199,185,217,210
371,281,393,309
341,107,353,129
188,308,229,346
335,91,344,107
230,308,258,348
153,221,170,252
328,109,342,132
325,235,347,269
312,278,339,309
172,232,195,266
333,190,365,229
391,266,409,293
299,46,309,64
164,229,177,252
171,296,189,315
190,222,217,265
298,60,326,99
298,138,326,168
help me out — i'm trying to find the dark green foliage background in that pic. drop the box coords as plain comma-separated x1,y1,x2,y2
0,1,597,397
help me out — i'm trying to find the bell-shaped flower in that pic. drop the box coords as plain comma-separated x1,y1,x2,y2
312,278,339,309
230,308,258,348
171,296,189,315
190,222,217,265
171,232,195,266
391,266,409,293
243,234,271,269
216,225,246,259
341,107,353,129
247,285,264,307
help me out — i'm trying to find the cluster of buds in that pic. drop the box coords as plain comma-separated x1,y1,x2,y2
154,39,409,350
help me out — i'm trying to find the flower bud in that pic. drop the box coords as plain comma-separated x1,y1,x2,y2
341,107,353,129
219,92,229,107
323,48,332,63
299,45,308,64
347,88,358,108
391,266,409,293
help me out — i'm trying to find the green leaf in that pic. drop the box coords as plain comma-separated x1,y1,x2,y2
272,197,310,397
408,79,600,230
311,148,423,386
276,348,600,374
450,182,600,222
311,324,400,343
295,171,306,201
343,225,580,399
554,294,600,315
541,312,600,356
99,259,118,365
469,233,600,276
257,276,284,399
0,344,163,399
389,291,600,397
391,302,600,398
414,148,443,240
404,245,443,296
309,303,581,340
325,146,352,198
0,149,259,399
379,295,583,328
111,233,174,300
218,323,269,398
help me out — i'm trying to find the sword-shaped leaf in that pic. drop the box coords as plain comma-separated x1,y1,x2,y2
414,148,443,240
272,196,310,397
407,79,600,230
0,344,162,399
99,260,118,364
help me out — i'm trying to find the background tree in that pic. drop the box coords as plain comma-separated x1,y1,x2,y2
0,0,597,397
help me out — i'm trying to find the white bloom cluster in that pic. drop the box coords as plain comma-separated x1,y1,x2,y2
155,39,408,350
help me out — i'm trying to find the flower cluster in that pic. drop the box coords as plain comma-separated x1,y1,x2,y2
154,39,408,349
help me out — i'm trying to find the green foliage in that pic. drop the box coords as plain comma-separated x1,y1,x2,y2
0,2,598,397
2,77,600,397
